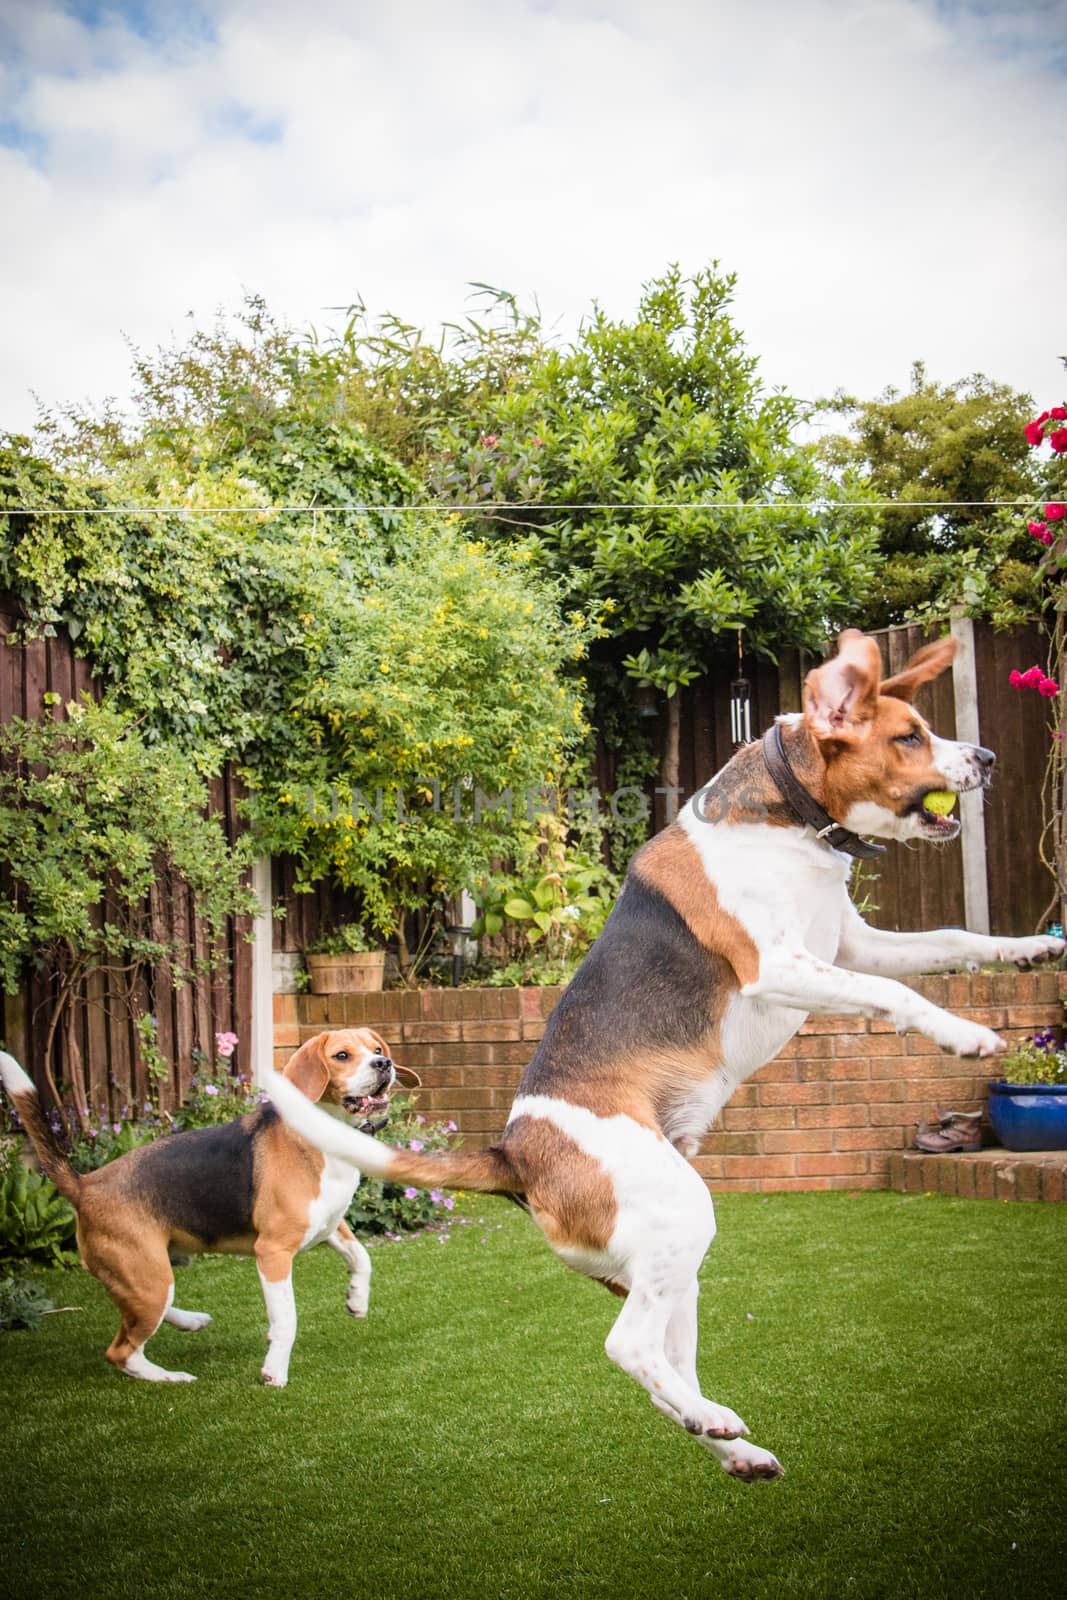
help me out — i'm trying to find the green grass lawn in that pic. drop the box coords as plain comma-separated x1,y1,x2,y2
1,1190,1065,1600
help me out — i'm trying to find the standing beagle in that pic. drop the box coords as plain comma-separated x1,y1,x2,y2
262,632,1064,1478
0,1029,418,1387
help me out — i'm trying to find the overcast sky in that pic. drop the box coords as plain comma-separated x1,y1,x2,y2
1,0,1064,441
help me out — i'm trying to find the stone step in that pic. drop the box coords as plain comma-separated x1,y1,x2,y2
887,1147,1067,1202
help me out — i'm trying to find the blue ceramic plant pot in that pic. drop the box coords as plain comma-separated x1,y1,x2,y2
987,1082,1067,1152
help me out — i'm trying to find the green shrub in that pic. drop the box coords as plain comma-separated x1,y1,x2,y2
344,1095,461,1236
0,1153,77,1267
306,923,376,955
0,1274,56,1331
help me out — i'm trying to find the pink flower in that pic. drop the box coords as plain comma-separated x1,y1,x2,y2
429,1188,444,1203
446,1120,457,1133
1045,503,1066,522
1029,521,1049,540
204,1084,219,1096
479,433,499,448
1051,407,1067,421
1050,428,1067,454
443,1196,455,1210
1040,678,1060,697
403,1186,418,1200
1009,670,1024,689
409,1139,424,1152
1026,421,1046,447
1043,529,1056,547
1036,411,1052,425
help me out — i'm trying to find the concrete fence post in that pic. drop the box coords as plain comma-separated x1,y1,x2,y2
950,615,991,934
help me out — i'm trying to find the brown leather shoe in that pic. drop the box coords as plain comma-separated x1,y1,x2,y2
914,1108,982,1153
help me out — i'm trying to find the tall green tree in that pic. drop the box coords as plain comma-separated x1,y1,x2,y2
818,363,1042,627
430,265,879,788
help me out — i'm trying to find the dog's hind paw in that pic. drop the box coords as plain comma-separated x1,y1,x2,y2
688,1402,749,1440
721,1441,784,1481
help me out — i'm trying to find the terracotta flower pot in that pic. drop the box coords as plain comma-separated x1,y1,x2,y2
306,952,386,994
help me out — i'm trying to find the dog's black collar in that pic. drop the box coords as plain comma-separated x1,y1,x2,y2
761,723,887,861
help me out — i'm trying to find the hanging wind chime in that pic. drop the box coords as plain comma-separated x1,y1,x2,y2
730,630,752,747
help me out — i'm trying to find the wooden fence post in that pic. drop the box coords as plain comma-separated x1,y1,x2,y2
249,857,274,1087
950,615,991,934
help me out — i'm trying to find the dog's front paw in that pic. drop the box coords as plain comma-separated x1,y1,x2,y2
943,1020,1007,1059
260,1366,289,1388
997,935,1066,970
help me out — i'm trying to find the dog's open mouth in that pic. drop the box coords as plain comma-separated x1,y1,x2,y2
910,795,961,841
343,1093,390,1118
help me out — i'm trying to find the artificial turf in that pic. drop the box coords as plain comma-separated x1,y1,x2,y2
1,1190,1064,1600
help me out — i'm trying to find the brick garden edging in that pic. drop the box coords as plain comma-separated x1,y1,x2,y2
274,970,1065,1193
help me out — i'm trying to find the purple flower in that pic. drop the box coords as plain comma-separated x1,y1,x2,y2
446,1120,457,1133
403,1186,418,1200
429,1188,444,1204
409,1139,424,1152
204,1084,219,1097
113,1123,121,1134
443,1196,455,1211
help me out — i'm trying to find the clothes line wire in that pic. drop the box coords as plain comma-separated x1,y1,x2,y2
0,499,1045,516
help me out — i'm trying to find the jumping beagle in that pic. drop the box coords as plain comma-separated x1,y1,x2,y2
264,631,1064,1479
0,1029,418,1386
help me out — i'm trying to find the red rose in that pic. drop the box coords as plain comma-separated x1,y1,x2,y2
1010,670,1024,688
1050,428,1067,454
1051,407,1067,420
1025,421,1046,447
1043,529,1055,546
1036,411,1051,424
1046,502,1067,521
1040,678,1059,698
1022,665,1045,688
1029,520,1049,539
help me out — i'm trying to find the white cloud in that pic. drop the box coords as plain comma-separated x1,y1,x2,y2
1,0,1064,439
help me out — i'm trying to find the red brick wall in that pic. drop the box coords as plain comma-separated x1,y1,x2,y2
274,970,1063,1193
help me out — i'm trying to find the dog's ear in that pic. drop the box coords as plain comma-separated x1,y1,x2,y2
880,634,957,701
284,1035,330,1102
805,630,882,741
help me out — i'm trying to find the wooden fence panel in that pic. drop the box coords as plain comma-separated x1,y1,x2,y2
0,596,253,1117
612,620,1056,937
973,620,1051,934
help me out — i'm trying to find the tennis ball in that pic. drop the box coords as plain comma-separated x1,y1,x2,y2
922,790,956,816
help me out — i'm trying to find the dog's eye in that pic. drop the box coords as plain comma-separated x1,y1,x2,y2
334,1050,349,1061
894,729,923,747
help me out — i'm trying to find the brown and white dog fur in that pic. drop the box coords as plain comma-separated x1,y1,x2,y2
0,1029,416,1387
263,632,1064,1478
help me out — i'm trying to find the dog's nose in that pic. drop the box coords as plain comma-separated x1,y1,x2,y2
370,1051,393,1070
972,746,996,771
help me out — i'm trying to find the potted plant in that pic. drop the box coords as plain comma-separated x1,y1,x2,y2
305,924,386,994
988,1028,1067,1152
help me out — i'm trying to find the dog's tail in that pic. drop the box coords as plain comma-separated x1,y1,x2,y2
264,1070,519,1194
0,1051,82,1204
